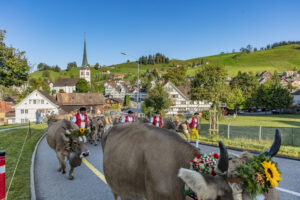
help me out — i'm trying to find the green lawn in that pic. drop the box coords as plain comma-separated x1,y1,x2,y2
0,124,27,130
218,114,300,128
0,124,47,200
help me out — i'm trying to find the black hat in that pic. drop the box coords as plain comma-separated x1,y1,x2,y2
128,110,133,114
155,111,160,114
194,112,199,115
80,107,87,111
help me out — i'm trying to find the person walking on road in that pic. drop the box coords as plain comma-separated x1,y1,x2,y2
150,111,163,128
121,110,135,123
188,112,200,148
72,107,89,129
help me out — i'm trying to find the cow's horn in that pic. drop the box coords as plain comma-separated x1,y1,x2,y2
218,141,228,173
260,129,281,157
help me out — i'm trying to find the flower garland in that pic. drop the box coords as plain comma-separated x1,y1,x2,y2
184,152,219,199
236,155,282,196
71,127,90,138
184,153,282,200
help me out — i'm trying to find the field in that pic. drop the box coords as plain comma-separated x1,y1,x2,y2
0,124,47,200
30,44,300,80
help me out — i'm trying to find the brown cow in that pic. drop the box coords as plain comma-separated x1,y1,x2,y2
46,119,89,180
102,123,280,200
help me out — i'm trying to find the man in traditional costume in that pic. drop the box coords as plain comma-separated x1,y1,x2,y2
121,110,135,123
188,112,200,148
150,111,163,128
72,107,89,129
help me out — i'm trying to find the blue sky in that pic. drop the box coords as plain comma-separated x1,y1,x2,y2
1,0,300,71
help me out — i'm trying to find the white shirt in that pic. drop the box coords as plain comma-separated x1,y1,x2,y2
121,116,134,123
188,117,199,128
72,114,88,128
150,116,163,127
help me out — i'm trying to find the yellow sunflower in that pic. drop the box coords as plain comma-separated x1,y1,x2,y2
79,128,85,134
261,161,282,187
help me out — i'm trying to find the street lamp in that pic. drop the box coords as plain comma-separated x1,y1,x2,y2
121,52,140,111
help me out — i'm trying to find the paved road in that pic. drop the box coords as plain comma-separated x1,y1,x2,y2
34,135,300,200
0,126,28,132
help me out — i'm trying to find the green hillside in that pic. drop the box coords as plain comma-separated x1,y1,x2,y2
30,44,300,80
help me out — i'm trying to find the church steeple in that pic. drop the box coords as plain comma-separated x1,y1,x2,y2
81,34,88,69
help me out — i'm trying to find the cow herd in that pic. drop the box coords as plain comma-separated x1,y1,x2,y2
45,114,281,200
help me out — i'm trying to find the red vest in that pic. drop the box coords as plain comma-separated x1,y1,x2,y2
189,117,199,129
125,115,135,123
152,116,162,127
75,113,88,128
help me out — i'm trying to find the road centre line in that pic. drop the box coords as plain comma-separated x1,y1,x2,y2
82,158,107,184
82,158,300,197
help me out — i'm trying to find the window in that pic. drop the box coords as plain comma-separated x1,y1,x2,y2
21,109,24,114
86,72,89,75
81,72,84,75
0,118,4,122
33,100,36,104
41,100,44,104
25,109,28,114
172,94,178,98
29,100,32,104
181,101,186,105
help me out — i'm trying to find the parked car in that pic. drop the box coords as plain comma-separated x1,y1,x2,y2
237,110,245,114
253,109,262,113
272,109,281,114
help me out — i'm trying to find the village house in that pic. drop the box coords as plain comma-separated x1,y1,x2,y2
113,73,125,80
52,78,79,94
259,71,272,84
56,93,105,114
283,71,297,78
13,90,60,123
163,81,211,116
105,98,123,107
0,101,15,125
292,90,300,105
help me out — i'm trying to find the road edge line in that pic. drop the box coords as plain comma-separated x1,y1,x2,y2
30,132,47,200
82,158,107,184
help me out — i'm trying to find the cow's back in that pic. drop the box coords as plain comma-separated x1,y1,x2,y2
103,123,199,200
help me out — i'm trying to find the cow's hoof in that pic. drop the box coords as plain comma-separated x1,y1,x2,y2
94,144,97,146
69,176,74,180
97,139,100,141
62,170,66,174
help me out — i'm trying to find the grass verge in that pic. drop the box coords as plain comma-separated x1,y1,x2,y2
0,124,47,200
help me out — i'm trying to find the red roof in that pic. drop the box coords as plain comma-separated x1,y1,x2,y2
0,101,14,112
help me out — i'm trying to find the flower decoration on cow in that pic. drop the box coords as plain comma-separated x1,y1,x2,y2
71,127,90,138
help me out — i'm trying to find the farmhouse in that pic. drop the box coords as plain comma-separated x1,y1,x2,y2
13,90,60,123
0,101,15,125
163,81,211,116
105,98,123,107
52,78,79,93
56,93,105,114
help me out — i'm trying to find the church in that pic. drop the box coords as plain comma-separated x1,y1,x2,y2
79,38,91,83
50,38,91,94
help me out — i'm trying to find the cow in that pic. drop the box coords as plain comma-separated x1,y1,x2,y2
46,119,90,180
89,117,100,146
102,123,280,200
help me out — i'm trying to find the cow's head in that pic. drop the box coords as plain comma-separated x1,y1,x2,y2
70,136,89,158
90,118,98,133
178,130,281,200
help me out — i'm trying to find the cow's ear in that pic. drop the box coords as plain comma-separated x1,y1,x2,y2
178,168,219,200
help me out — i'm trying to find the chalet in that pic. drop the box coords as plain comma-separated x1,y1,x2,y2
163,82,211,116
13,90,60,123
292,90,300,105
52,78,79,93
259,71,272,84
105,98,123,107
0,101,14,125
283,71,297,78
56,93,105,114
113,73,125,80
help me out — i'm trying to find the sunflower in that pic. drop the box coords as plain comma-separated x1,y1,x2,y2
79,128,85,134
261,160,282,187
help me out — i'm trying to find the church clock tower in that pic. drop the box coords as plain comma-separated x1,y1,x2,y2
79,36,91,83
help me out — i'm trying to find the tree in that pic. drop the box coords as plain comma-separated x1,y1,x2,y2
42,71,50,77
144,84,171,115
163,66,187,86
94,62,100,70
226,87,246,113
53,65,61,72
230,71,259,109
124,94,130,107
255,81,293,110
191,65,228,136
76,78,90,93
66,62,77,71
0,30,30,87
